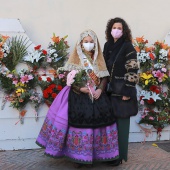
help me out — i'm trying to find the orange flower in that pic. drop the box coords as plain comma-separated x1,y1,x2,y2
19,99,24,102
51,34,60,43
136,36,145,43
134,46,140,52
160,43,168,50
2,35,9,41
19,110,27,117
145,47,152,52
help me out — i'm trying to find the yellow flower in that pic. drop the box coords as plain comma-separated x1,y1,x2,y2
15,82,26,87
16,88,25,93
162,74,168,81
140,73,153,85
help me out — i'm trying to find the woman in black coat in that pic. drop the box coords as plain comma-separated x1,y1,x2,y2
103,17,139,166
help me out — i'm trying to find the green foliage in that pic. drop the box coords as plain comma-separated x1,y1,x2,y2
2,36,31,71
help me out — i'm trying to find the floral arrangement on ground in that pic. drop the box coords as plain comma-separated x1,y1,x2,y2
0,33,69,123
134,36,170,140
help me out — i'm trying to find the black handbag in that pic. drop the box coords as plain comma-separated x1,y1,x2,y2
111,96,138,118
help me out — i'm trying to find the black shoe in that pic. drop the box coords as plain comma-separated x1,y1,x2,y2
73,163,83,168
107,159,122,166
85,164,93,168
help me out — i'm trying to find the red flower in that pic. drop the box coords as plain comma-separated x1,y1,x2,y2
43,91,49,98
57,85,62,91
34,45,41,50
140,96,144,100
46,88,53,94
49,84,56,89
150,85,160,94
52,93,57,99
38,77,42,81
147,98,154,104
47,77,52,82
42,50,47,55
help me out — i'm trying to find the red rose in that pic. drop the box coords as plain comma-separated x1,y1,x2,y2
42,50,47,55
57,85,62,91
52,93,57,99
47,77,52,82
34,45,41,50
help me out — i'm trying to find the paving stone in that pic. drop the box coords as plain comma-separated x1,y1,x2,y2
0,142,169,170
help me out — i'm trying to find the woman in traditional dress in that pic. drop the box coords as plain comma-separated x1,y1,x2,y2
36,29,119,168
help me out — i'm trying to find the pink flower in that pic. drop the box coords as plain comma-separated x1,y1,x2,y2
141,115,146,118
163,92,167,98
47,57,52,63
149,117,154,120
12,80,18,85
66,70,78,86
161,68,167,72
7,74,13,78
152,70,164,82
140,100,144,105
58,74,65,79
20,75,33,83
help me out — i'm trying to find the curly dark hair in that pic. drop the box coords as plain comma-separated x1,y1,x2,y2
105,17,132,42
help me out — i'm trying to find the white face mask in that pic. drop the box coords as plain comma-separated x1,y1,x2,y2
82,43,94,52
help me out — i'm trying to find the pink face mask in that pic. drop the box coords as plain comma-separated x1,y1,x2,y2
111,29,123,39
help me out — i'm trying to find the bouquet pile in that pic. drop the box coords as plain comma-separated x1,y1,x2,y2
134,36,170,140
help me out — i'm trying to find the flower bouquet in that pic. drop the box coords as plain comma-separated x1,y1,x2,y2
133,36,155,70
29,90,43,121
153,41,169,64
1,36,31,71
139,108,170,140
38,74,64,107
0,34,10,61
45,34,69,69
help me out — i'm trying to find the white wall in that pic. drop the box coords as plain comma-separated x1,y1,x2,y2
0,0,170,150
1,0,170,50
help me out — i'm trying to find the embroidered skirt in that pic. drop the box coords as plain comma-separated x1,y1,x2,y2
36,86,119,164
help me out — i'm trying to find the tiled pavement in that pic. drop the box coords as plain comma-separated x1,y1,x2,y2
0,142,170,170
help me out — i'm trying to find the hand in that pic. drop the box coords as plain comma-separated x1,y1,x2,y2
122,96,130,100
80,87,90,94
93,89,102,100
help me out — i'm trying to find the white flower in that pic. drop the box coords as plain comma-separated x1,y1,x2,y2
142,91,151,100
24,50,45,63
49,49,56,54
150,92,162,102
140,90,146,96
53,53,58,58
